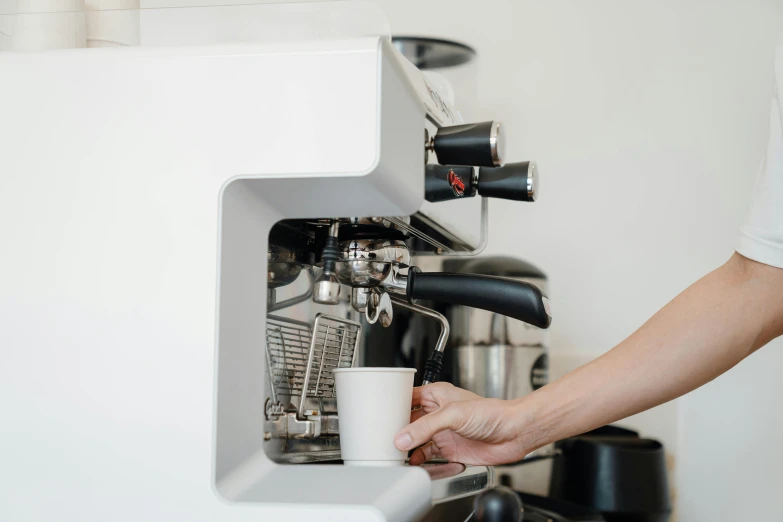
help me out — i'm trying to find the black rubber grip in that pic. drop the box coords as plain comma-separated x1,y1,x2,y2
424,164,476,202
321,235,339,273
421,350,444,384
477,162,535,202
433,121,499,167
406,269,552,329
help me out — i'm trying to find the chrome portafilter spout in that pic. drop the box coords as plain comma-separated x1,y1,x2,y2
336,234,551,328
313,220,342,305
338,237,410,322
337,236,552,324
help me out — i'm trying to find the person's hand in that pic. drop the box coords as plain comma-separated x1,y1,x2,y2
393,382,535,466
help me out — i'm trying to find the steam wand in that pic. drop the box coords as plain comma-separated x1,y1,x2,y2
389,295,449,385
313,220,341,305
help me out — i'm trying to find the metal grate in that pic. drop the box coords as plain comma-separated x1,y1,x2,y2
265,313,361,413
266,315,313,400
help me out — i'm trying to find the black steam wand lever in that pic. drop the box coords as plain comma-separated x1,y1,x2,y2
404,268,552,330
424,162,538,203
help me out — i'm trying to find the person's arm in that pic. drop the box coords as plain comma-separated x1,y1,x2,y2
517,252,783,451
395,253,783,465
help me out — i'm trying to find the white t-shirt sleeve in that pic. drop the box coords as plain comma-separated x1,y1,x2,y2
736,45,783,269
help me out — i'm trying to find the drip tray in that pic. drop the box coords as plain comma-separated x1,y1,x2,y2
313,460,494,505
424,462,494,504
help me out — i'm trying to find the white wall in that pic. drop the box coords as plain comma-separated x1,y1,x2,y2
143,0,783,518
369,1,783,520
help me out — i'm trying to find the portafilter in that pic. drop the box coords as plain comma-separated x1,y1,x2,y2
314,223,552,384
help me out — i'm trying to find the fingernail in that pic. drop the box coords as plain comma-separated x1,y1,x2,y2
394,432,413,450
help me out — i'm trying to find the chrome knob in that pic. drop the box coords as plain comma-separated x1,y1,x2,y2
313,274,341,305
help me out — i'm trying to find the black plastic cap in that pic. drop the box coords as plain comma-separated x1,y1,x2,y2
472,487,523,522
433,121,501,167
477,162,536,202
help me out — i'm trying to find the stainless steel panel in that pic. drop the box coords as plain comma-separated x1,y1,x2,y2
454,345,546,400
450,307,547,347
425,462,495,505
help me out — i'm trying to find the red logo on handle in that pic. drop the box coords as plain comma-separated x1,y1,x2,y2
448,169,466,197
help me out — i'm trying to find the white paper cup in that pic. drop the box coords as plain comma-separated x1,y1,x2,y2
333,367,415,466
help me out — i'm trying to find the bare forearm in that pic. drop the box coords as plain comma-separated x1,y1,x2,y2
517,253,783,452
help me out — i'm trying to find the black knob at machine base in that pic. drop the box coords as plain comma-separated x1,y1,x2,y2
472,487,524,522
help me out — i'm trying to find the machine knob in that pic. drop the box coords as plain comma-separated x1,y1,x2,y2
477,161,538,202
472,487,523,522
424,165,477,202
424,162,538,203
432,121,504,167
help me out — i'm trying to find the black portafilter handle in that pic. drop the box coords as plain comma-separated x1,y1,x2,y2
406,268,552,329
424,162,538,203
471,487,524,522
432,121,503,167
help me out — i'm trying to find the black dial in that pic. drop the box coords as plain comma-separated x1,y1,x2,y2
424,162,539,203
432,121,503,167
477,161,538,202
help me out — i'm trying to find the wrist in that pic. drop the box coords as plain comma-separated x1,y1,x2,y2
509,388,559,456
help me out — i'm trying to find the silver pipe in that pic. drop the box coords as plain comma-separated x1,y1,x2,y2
264,328,281,405
392,196,489,257
389,297,449,354
268,269,315,312
328,220,340,238
390,296,449,386
298,320,320,419
440,196,489,257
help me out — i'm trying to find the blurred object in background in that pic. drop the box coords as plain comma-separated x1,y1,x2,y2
85,0,140,48
2,0,86,51
393,35,478,120
549,426,672,522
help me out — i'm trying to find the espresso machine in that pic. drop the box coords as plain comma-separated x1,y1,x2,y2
1,2,548,521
